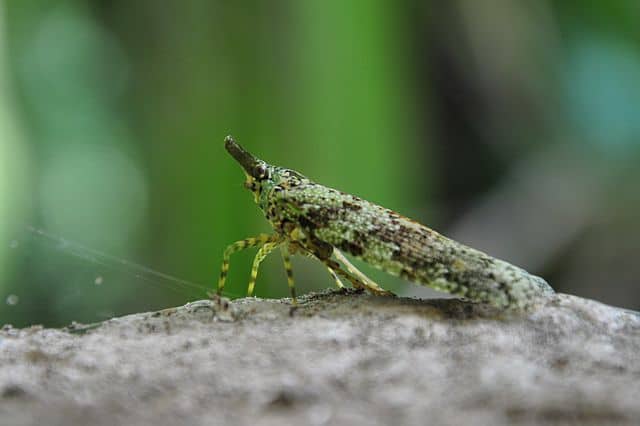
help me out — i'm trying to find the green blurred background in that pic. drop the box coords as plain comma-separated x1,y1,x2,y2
1,1,639,327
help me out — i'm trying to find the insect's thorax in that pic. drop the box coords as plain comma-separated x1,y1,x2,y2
248,166,311,235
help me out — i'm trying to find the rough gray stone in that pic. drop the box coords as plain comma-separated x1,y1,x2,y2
1,289,639,426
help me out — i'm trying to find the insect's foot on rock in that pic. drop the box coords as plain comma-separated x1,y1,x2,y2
207,291,229,310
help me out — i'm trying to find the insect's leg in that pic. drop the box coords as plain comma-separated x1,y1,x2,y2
217,234,274,296
247,241,280,297
303,235,389,295
280,245,298,304
299,250,344,289
325,266,345,289
320,258,369,291
324,258,393,296
333,248,393,295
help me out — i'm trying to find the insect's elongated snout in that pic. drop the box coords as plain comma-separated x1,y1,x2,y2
224,135,264,179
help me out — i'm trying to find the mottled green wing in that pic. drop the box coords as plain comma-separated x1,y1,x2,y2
278,182,553,309
278,183,452,279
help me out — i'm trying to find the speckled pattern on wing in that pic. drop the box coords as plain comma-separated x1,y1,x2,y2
274,183,554,309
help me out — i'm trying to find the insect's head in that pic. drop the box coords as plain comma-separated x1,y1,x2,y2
225,135,273,194
225,134,271,178
225,136,310,206
225,135,286,206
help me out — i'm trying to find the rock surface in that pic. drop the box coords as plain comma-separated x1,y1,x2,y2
1,289,639,426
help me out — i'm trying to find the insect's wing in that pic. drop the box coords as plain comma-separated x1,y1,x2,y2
277,183,553,309
277,183,448,279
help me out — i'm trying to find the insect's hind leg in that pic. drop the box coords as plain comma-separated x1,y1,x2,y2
217,234,276,296
298,250,345,289
325,267,346,289
333,248,393,296
321,258,393,296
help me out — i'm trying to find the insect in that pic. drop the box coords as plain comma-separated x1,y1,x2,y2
218,136,555,309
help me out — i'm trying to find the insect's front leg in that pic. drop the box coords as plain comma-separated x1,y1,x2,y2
247,241,281,297
217,234,277,296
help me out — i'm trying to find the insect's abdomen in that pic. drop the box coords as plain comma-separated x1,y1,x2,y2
283,185,554,309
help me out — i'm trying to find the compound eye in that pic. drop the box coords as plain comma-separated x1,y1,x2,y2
253,163,269,180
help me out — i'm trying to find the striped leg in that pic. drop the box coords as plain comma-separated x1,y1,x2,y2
247,241,280,296
217,234,274,296
280,245,298,304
